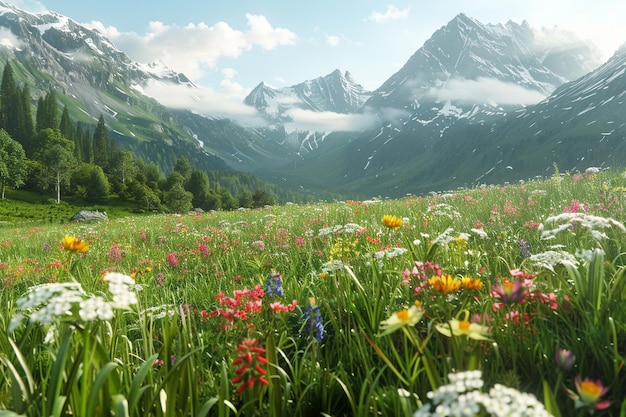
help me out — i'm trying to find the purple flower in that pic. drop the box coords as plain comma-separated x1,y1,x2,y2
555,348,576,372
155,272,165,287
517,239,532,258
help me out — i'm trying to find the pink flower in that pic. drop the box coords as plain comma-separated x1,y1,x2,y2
166,252,178,267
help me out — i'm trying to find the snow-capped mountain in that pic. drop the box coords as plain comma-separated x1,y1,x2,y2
465,41,626,181
0,0,240,173
366,13,602,114
1,1,623,199
242,70,371,154
309,37,626,197
245,69,370,118
0,1,191,91
261,14,617,197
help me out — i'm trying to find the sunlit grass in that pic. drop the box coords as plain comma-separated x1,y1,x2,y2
0,169,625,416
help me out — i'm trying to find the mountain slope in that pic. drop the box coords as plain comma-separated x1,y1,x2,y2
263,13,607,197
335,42,626,196
0,1,234,173
242,69,371,158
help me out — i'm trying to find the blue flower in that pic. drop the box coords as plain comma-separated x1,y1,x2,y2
265,272,284,297
303,305,325,341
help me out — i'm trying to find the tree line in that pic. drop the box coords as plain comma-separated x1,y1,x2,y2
0,62,279,212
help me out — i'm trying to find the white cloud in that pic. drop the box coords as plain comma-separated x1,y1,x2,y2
244,14,297,49
87,14,296,82
429,77,546,106
284,108,378,132
326,35,340,46
139,80,265,126
0,27,23,49
369,5,409,24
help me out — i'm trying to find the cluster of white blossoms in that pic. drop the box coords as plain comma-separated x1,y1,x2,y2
9,273,138,332
539,212,626,241
317,223,365,236
413,370,551,417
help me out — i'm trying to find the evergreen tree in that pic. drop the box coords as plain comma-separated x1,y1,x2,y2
18,85,34,147
219,187,237,210
74,121,84,161
35,90,59,132
92,114,108,167
0,63,19,139
252,188,276,208
164,184,192,213
188,169,211,209
237,189,253,208
59,105,73,140
86,165,110,203
44,90,58,130
82,125,93,163
173,156,192,184
35,96,46,133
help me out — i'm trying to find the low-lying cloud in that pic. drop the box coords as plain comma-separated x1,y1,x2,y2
139,80,267,127
139,81,379,133
429,77,546,106
284,108,378,133
0,27,23,49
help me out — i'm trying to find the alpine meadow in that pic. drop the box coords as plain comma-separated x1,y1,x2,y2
1,169,626,416
1,1,626,416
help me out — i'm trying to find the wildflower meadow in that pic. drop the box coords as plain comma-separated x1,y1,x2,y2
0,168,625,416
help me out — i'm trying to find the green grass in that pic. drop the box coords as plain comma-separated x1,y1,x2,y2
0,169,625,416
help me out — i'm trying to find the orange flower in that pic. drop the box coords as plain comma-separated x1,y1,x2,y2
382,215,403,230
61,235,89,253
461,276,483,290
429,274,461,294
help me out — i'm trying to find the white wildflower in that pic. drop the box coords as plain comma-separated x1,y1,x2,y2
413,370,551,417
540,212,625,240
528,250,578,272
79,296,114,321
433,228,456,245
575,248,605,262
471,228,488,238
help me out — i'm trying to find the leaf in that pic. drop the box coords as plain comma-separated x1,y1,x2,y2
542,380,562,417
86,362,119,417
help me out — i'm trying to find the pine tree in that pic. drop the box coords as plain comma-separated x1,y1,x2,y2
18,85,34,146
35,90,59,132
73,121,84,161
44,90,58,129
35,96,46,133
82,125,93,163
59,105,73,140
92,114,108,167
0,63,19,139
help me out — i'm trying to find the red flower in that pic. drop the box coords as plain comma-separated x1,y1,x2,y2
232,338,269,394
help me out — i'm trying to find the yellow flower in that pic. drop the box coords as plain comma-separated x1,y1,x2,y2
436,319,490,340
429,274,461,294
379,304,424,336
61,235,89,253
461,276,483,290
454,236,467,248
382,215,403,230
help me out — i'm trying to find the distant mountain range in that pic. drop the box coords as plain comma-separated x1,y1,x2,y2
0,2,624,198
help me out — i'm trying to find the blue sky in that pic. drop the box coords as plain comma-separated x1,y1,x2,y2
9,0,626,124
